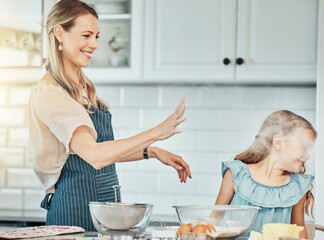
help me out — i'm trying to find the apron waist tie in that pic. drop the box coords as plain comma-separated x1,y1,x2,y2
41,193,53,210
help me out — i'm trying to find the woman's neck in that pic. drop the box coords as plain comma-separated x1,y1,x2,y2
62,59,82,85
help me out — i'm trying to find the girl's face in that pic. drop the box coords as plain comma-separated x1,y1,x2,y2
61,14,99,68
279,128,316,173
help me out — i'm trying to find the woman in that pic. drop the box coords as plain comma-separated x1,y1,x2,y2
27,0,191,231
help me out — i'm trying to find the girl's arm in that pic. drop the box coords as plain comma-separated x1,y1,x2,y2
215,169,235,204
291,194,307,239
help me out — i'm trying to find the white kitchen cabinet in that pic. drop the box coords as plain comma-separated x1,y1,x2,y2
84,0,145,83
144,0,318,83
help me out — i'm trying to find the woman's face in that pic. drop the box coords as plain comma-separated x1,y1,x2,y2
279,128,316,173
61,14,99,68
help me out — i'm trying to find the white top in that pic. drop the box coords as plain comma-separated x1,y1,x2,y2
27,81,97,193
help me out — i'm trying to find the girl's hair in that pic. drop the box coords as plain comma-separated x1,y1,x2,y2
46,0,108,111
234,110,317,217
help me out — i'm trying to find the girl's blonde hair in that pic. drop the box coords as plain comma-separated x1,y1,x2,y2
46,0,108,111
234,110,317,217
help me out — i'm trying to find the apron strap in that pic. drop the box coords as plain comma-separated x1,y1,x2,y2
41,193,53,210
45,65,71,94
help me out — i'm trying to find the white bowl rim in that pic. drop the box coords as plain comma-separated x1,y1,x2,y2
89,202,154,208
173,205,260,211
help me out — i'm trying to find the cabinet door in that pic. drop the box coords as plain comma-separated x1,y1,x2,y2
144,0,236,82
236,0,318,83
84,0,144,83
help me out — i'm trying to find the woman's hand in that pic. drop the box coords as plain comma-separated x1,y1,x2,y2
153,96,186,141
150,147,192,183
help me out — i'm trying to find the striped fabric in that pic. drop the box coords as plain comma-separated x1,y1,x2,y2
43,103,120,231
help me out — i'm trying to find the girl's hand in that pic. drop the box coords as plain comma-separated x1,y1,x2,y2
151,147,192,183
153,96,186,141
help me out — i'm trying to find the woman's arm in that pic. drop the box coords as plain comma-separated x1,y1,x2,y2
70,98,186,167
291,194,307,239
215,169,235,205
118,146,191,183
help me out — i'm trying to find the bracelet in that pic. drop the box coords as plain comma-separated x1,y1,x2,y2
143,147,149,159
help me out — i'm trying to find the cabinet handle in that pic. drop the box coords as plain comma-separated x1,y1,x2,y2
236,58,244,65
223,58,231,65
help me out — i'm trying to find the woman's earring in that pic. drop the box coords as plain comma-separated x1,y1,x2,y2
58,42,63,51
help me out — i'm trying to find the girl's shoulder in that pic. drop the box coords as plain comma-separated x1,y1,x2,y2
221,160,314,208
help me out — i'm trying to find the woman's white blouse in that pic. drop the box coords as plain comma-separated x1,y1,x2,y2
27,81,97,194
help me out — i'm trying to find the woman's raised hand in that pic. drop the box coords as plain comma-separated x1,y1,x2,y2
153,96,186,141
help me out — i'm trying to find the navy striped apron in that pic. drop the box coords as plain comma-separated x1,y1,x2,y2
41,67,120,231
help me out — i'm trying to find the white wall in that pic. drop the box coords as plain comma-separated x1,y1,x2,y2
0,83,316,223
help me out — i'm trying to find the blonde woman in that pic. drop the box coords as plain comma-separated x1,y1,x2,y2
215,110,316,239
28,0,191,231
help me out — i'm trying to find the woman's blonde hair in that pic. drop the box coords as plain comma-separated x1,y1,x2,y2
46,0,108,111
234,110,316,217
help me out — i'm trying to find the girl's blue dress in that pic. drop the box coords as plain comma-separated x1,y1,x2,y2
222,160,314,237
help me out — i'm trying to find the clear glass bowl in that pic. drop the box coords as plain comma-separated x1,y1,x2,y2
89,202,153,236
173,205,260,238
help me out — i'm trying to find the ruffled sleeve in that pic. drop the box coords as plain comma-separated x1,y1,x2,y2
222,160,314,208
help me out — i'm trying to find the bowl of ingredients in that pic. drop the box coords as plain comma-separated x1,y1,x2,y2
173,205,260,239
89,202,153,235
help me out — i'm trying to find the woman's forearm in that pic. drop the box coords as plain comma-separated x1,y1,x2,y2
70,126,159,169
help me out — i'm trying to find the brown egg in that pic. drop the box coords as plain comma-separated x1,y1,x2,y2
177,223,192,236
192,224,207,236
207,224,216,233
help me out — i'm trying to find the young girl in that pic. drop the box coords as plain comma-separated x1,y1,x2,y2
215,110,316,239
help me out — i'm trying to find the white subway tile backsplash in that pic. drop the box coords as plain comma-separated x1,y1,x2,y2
219,110,259,130
201,87,241,109
122,87,159,107
0,189,23,210
0,169,5,188
118,172,158,193
176,152,220,174
95,86,121,107
0,87,7,106
0,129,6,146
116,161,140,171
0,84,318,220
196,174,222,195
159,173,197,195
23,210,46,219
161,86,201,108
0,108,25,127
7,168,43,188
24,189,46,210
136,193,177,216
141,108,174,128
111,108,140,128
238,87,281,109
176,195,216,206
158,131,199,151
9,87,31,106
281,87,316,110
0,148,24,167
184,109,219,130
199,131,238,152
8,128,29,147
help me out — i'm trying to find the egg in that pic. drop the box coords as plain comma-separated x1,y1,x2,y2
177,223,192,236
192,224,208,236
207,224,216,233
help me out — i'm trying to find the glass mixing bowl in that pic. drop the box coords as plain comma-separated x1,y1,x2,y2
173,205,260,238
89,202,153,235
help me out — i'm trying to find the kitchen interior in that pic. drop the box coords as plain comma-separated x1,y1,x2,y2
0,0,324,239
